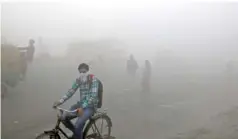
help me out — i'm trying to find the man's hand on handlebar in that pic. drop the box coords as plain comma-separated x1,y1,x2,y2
77,108,84,116
53,106,84,116
53,101,61,109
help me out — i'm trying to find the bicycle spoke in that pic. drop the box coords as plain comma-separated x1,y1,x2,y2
91,123,96,133
100,118,104,134
94,123,101,135
86,124,101,139
85,116,111,139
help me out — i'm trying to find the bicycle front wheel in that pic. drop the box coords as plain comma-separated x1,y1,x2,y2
35,132,61,139
83,114,112,139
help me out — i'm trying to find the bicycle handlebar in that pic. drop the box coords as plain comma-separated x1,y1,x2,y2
56,107,78,113
55,107,108,114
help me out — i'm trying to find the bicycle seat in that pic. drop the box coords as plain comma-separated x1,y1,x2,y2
89,108,108,120
96,108,108,113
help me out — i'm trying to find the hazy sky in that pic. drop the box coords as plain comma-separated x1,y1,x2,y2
1,1,238,58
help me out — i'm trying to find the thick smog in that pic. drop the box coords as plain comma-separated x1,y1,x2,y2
1,1,238,139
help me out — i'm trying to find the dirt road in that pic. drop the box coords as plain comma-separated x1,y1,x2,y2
2,60,238,139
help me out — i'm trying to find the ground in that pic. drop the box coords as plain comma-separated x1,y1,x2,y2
2,59,238,139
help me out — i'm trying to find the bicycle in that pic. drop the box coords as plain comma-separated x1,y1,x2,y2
35,107,112,139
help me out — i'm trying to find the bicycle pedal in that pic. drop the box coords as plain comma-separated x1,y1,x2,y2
86,133,98,138
107,135,116,139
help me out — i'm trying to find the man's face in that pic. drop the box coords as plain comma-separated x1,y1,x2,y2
78,68,88,74
78,68,88,83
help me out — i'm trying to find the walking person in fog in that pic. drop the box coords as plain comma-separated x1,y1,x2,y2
18,39,35,64
18,39,36,80
26,39,35,63
141,60,152,93
126,54,139,80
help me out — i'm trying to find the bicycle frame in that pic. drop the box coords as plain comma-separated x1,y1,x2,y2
43,118,70,138
55,118,70,138
46,116,103,139
43,107,109,139
87,119,103,138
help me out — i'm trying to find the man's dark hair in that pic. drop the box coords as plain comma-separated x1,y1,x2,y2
78,63,89,71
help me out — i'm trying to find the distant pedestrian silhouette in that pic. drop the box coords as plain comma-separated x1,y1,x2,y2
126,54,139,80
141,60,151,93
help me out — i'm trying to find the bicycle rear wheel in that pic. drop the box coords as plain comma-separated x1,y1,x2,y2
35,132,61,139
83,114,112,139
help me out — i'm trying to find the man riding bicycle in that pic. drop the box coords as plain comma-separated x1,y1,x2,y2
53,63,101,139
